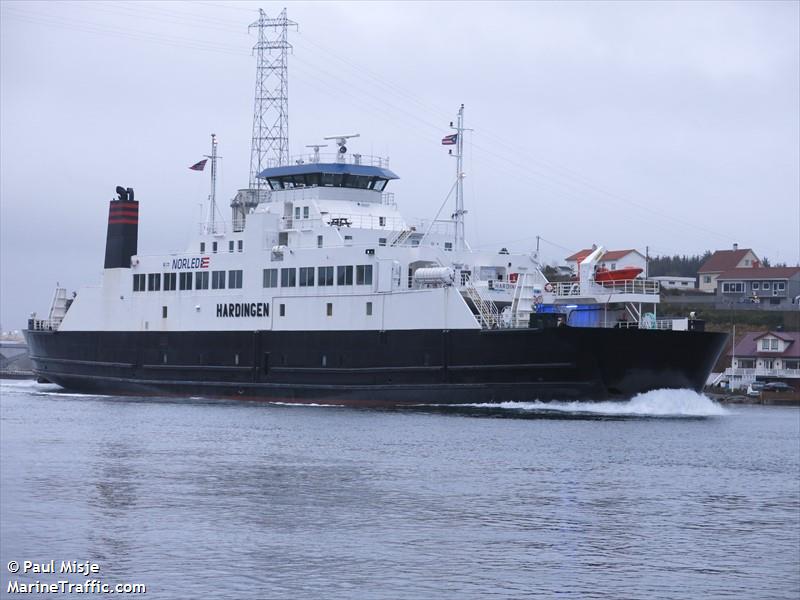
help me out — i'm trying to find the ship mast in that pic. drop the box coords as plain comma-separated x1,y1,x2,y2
452,104,467,251
205,133,219,233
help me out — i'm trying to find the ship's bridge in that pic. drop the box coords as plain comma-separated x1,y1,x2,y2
258,157,398,193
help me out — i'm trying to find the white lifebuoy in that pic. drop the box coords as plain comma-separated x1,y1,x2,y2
544,283,554,293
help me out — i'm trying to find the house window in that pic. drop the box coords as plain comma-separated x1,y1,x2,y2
704,275,711,283
212,241,218,253
238,240,243,252
785,360,799,370
771,339,779,350
744,259,750,266
356,264,373,285
133,274,145,292
179,272,192,290
722,282,744,293
318,266,334,286
763,282,771,290
299,267,315,287
263,268,278,288
337,265,353,286
229,240,234,253
366,301,373,316
303,206,309,219
163,272,177,291
280,268,296,287
777,282,786,291
761,340,771,351
326,302,333,316
317,235,323,248
211,270,226,289
752,282,760,290
279,303,285,316
147,273,161,291
195,271,209,290
228,270,243,289
200,242,205,252
738,359,755,369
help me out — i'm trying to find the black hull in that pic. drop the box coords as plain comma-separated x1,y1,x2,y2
23,327,728,407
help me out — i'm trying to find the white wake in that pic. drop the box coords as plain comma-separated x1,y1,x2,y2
465,388,729,417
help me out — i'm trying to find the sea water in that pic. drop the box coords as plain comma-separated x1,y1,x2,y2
1,381,798,599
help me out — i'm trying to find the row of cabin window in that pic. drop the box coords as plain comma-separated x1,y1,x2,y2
277,301,374,317
133,270,244,292
160,301,375,324
262,265,373,288
199,240,243,253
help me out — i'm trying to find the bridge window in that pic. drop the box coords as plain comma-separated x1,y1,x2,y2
211,270,226,289
281,267,296,287
318,266,334,286
179,272,192,290
163,273,177,291
195,271,209,290
299,267,315,287
356,265,373,285
133,274,145,292
337,265,353,286
263,268,278,288
147,273,161,291
228,270,243,289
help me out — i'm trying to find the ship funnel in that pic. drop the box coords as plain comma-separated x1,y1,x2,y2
104,186,139,269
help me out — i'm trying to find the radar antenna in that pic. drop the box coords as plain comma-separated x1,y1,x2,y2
323,134,360,161
304,144,328,163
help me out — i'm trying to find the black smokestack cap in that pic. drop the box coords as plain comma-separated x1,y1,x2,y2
104,186,139,269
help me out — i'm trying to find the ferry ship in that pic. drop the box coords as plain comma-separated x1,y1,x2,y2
23,111,727,406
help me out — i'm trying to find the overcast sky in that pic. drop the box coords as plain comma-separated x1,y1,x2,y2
1,0,798,329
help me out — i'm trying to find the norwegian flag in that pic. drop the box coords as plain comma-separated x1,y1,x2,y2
189,159,208,171
441,133,458,146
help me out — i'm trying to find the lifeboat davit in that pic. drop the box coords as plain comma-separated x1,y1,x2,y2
594,266,643,282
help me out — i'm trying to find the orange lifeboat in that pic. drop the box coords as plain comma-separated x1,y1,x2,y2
594,266,643,282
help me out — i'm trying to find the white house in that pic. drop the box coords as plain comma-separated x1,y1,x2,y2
564,247,647,277
650,276,696,290
697,244,759,293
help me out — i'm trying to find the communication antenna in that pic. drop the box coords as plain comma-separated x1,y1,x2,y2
249,8,297,190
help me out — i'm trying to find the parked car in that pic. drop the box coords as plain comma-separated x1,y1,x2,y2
747,382,766,397
763,382,795,393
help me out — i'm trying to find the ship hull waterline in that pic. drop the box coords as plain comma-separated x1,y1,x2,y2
24,327,728,407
